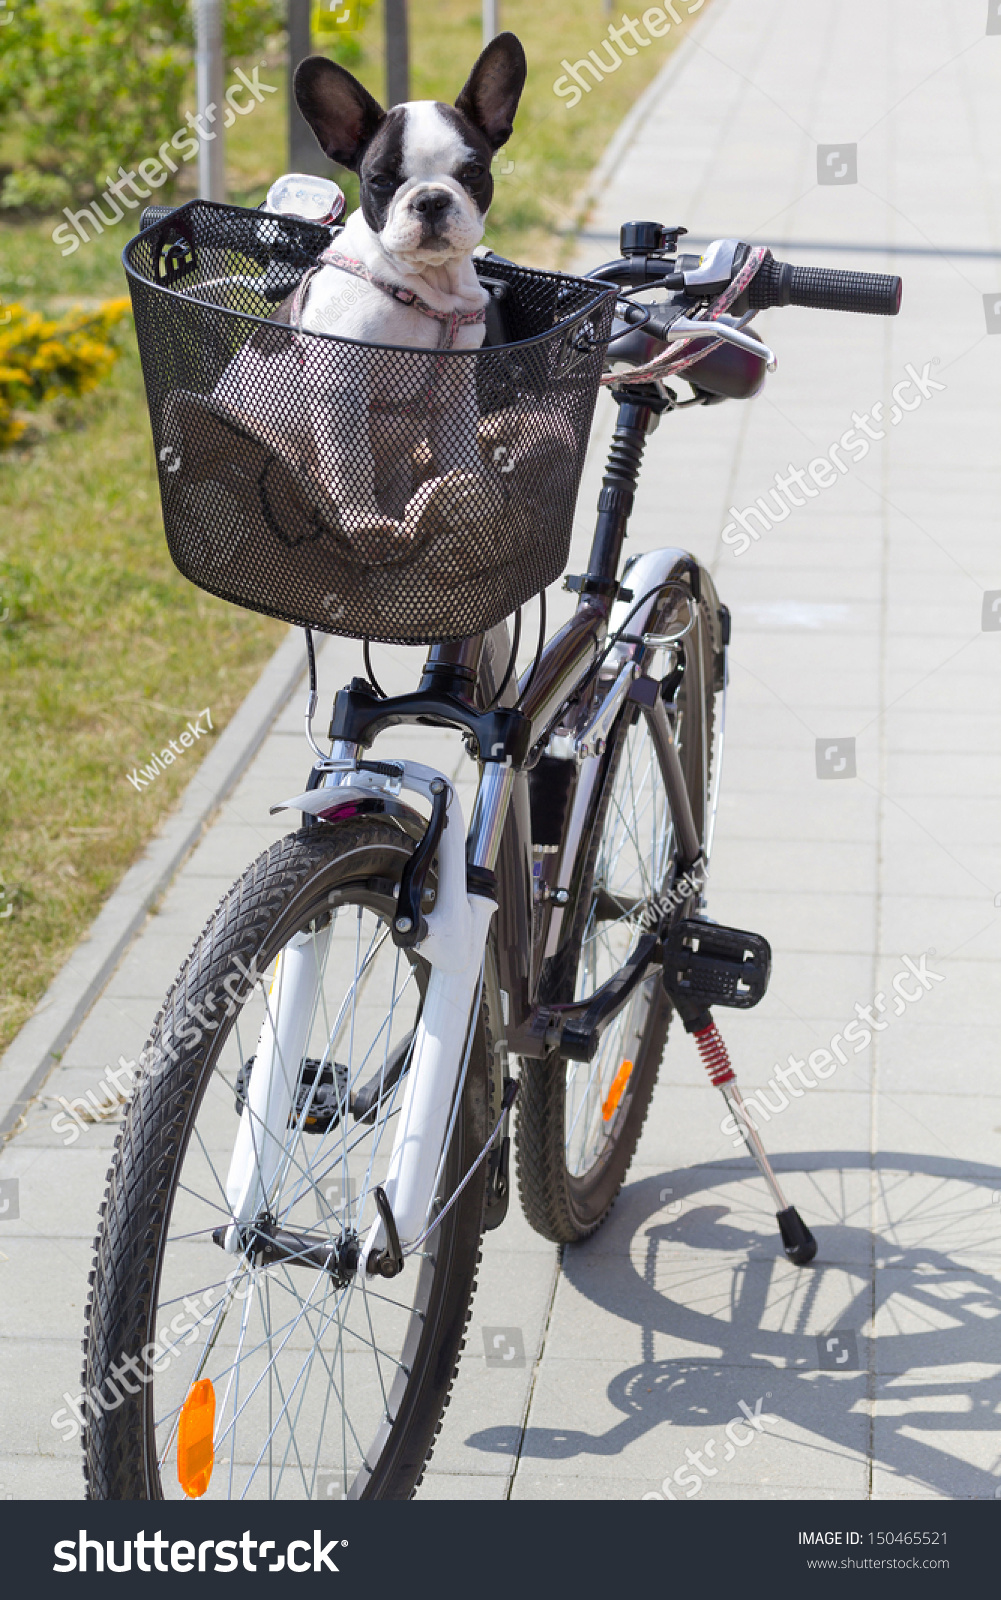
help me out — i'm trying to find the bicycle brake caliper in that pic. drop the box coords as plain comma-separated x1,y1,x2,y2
391,778,447,948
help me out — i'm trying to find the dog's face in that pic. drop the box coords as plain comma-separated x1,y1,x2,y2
355,102,494,265
295,33,526,268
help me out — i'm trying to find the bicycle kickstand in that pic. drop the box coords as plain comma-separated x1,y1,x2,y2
675,1000,818,1266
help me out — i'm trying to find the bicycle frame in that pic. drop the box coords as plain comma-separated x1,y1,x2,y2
253,385,725,1268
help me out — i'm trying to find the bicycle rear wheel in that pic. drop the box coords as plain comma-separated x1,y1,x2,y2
82,819,489,1500
516,582,720,1244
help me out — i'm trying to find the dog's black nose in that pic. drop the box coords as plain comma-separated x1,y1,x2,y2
412,191,451,216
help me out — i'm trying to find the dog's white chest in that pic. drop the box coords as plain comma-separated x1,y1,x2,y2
300,270,480,352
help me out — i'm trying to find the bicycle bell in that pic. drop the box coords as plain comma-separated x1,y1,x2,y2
263,173,346,227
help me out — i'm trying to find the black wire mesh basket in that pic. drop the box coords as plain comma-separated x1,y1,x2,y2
123,201,616,644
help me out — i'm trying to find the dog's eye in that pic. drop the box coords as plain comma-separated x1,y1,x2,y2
367,173,396,191
462,163,486,182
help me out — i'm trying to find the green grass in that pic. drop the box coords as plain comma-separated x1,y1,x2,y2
0,346,286,1052
0,3,702,1058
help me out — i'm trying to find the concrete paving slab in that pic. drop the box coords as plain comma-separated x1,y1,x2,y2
513,1473,861,1500
0,1455,85,1499
873,1095,1001,1174
0,1238,94,1340
871,1367,1001,1500
877,1025,1000,1095
416,1473,510,1500
625,1083,872,1171
496,1358,870,1492
0,1146,117,1236
0,1341,88,1457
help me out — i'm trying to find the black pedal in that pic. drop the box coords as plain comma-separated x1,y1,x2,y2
236,1056,349,1133
661,919,771,1010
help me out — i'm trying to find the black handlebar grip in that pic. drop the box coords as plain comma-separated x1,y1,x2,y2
139,204,180,231
747,257,901,316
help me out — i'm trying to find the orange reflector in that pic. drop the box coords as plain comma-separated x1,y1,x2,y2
177,1378,215,1499
602,1058,634,1122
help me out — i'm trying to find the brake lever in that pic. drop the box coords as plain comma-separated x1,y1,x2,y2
666,314,777,372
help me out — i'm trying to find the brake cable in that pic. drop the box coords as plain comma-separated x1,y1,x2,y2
601,245,771,388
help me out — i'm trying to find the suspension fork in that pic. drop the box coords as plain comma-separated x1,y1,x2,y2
222,923,332,1251
356,755,517,1274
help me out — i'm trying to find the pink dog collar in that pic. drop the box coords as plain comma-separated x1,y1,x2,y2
317,248,487,349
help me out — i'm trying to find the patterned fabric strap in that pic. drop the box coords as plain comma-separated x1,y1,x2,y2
318,247,486,348
599,244,772,388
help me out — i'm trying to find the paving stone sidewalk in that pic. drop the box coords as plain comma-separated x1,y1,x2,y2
2,0,1000,1502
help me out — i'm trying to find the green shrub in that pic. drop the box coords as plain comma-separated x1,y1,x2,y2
0,1,285,209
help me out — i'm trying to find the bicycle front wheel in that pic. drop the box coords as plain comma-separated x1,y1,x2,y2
82,819,489,1501
517,582,720,1244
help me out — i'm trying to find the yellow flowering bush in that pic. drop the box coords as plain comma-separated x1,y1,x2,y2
0,297,131,446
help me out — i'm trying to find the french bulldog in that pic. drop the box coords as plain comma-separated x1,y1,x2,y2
280,31,527,549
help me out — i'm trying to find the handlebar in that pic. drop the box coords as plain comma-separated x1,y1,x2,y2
598,224,902,394
140,204,177,230
745,256,902,316
591,226,902,319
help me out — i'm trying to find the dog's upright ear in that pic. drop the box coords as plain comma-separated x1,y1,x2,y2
454,32,527,152
294,56,386,171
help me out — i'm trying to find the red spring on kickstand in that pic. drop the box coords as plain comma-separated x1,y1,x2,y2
693,1020,736,1088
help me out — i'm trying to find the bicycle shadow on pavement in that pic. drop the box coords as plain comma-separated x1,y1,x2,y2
466,1152,1001,1498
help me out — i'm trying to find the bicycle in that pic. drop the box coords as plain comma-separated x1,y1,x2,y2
82,203,901,1501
